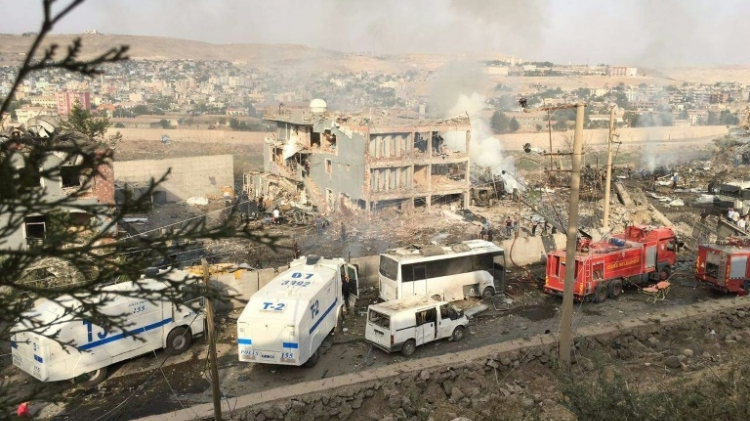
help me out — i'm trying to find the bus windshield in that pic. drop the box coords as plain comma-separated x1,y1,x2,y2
379,256,399,280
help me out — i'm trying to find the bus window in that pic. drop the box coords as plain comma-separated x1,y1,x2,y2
379,256,399,280
413,265,426,281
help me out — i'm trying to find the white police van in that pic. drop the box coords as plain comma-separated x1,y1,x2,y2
237,255,359,367
11,271,204,386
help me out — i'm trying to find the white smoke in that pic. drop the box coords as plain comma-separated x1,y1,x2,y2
447,93,523,192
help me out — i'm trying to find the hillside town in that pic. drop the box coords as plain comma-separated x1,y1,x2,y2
5,5,750,420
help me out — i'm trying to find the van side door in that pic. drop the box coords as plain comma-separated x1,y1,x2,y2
415,307,437,346
437,304,454,339
347,264,359,298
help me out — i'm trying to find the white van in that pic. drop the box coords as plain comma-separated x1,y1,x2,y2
11,271,204,387
237,255,359,367
365,296,468,357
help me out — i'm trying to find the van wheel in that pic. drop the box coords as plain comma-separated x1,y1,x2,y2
451,326,465,342
482,287,495,301
73,367,107,388
659,266,671,281
166,327,192,355
607,280,623,299
593,283,608,303
303,348,320,367
401,339,417,357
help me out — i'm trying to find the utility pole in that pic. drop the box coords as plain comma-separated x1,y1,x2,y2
202,258,223,421
602,105,618,229
558,103,586,367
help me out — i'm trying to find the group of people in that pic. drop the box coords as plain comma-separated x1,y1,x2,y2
477,215,555,242
726,207,750,230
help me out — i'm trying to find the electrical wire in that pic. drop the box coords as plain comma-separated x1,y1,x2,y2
90,313,200,421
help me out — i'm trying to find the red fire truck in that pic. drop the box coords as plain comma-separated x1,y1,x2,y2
544,225,678,303
695,237,750,294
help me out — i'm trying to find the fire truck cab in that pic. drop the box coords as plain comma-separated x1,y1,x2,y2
695,238,750,294
544,225,678,303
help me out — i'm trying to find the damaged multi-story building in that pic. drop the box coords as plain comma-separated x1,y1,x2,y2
250,99,472,214
0,129,115,250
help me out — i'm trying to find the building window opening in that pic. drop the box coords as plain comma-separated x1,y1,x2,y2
324,130,337,152
60,166,82,188
24,216,46,246
325,159,332,174
431,133,446,157
414,133,428,154
18,166,42,189
311,132,321,149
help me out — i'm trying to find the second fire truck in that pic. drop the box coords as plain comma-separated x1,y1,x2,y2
544,225,678,303
695,237,750,294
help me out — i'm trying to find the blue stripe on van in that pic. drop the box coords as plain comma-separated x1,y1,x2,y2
309,298,338,335
282,342,299,349
10,341,17,349
78,318,173,351
238,338,252,345
34,355,43,363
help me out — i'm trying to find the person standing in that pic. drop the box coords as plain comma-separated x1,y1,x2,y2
272,208,281,224
700,208,708,223
340,222,347,241
505,216,512,237
342,274,354,314
739,216,747,231
672,173,679,190
513,216,520,237
531,220,539,237
543,221,549,236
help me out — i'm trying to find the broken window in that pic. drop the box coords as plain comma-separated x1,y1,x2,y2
325,159,332,174
311,132,321,149
16,165,42,189
60,166,82,188
24,216,46,246
414,133,428,154
323,130,337,152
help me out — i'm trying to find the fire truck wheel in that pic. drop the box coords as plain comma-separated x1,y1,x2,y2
658,266,671,281
73,367,108,388
593,284,608,303
607,280,623,299
166,327,192,355
744,280,750,293
482,287,495,300
401,339,417,357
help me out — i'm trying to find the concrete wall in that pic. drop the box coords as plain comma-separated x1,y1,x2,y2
114,155,234,202
308,121,368,204
106,128,266,145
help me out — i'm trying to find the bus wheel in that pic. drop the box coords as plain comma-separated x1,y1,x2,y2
303,348,320,367
451,326,465,342
401,339,417,357
607,280,623,299
659,266,671,281
593,283,608,303
167,327,192,355
482,287,495,301
73,367,107,388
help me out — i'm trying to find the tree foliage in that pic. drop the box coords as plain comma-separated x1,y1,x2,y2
0,1,272,417
491,111,511,134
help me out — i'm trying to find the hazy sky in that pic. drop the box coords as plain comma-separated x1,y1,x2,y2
2,0,748,66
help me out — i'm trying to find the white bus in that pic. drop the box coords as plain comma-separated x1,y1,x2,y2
378,240,505,302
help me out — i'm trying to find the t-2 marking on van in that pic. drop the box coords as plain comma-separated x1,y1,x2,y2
262,302,286,311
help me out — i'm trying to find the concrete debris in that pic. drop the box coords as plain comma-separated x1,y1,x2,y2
464,304,488,319
668,199,685,207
